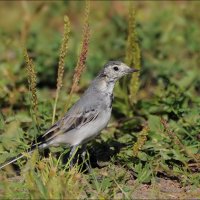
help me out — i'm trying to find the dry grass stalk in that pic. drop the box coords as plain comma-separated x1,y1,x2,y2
65,0,90,110
21,1,31,45
24,49,38,122
160,118,199,163
52,16,71,124
125,3,141,105
132,124,149,157
21,2,47,45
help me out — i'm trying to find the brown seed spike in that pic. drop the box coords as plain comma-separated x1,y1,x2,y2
52,16,71,124
24,49,38,123
66,0,90,111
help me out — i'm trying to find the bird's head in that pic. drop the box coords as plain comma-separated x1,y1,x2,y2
101,61,138,81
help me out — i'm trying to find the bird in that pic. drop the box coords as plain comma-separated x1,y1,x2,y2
0,61,138,170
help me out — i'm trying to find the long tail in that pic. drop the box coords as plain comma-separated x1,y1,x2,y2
0,143,48,170
0,150,33,170
0,153,28,170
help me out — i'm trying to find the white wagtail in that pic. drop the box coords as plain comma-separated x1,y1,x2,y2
0,61,138,169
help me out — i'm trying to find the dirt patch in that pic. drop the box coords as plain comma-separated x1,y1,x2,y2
130,178,200,199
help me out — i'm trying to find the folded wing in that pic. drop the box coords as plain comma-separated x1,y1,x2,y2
41,107,99,143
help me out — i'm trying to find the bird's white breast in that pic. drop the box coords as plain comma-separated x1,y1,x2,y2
75,108,112,145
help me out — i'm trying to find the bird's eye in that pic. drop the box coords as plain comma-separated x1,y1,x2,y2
113,66,119,71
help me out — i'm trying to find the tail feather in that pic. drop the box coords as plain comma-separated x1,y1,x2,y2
0,153,27,170
0,142,48,170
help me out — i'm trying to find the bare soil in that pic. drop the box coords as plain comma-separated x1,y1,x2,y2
129,178,200,199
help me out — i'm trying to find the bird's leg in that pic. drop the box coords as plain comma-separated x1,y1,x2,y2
69,145,78,169
81,144,92,173
81,144,87,161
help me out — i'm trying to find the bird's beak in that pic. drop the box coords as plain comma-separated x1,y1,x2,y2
121,63,139,74
127,68,139,73
123,63,139,74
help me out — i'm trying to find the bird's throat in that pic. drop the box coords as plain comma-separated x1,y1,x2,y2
96,77,115,93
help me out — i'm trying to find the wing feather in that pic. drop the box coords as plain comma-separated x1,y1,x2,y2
42,107,99,143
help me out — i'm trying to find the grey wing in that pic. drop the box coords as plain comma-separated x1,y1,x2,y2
41,106,99,143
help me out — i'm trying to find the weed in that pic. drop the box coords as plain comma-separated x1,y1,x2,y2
52,15,70,124
132,124,149,157
24,49,38,124
125,2,141,105
66,0,90,110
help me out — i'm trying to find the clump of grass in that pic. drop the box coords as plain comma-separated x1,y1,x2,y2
23,152,85,199
66,0,90,110
132,124,149,157
160,118,199,164
24,49,38,123
125,3,141,105
52,16,71,124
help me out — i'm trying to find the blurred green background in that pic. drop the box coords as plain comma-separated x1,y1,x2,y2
0,1,200,107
